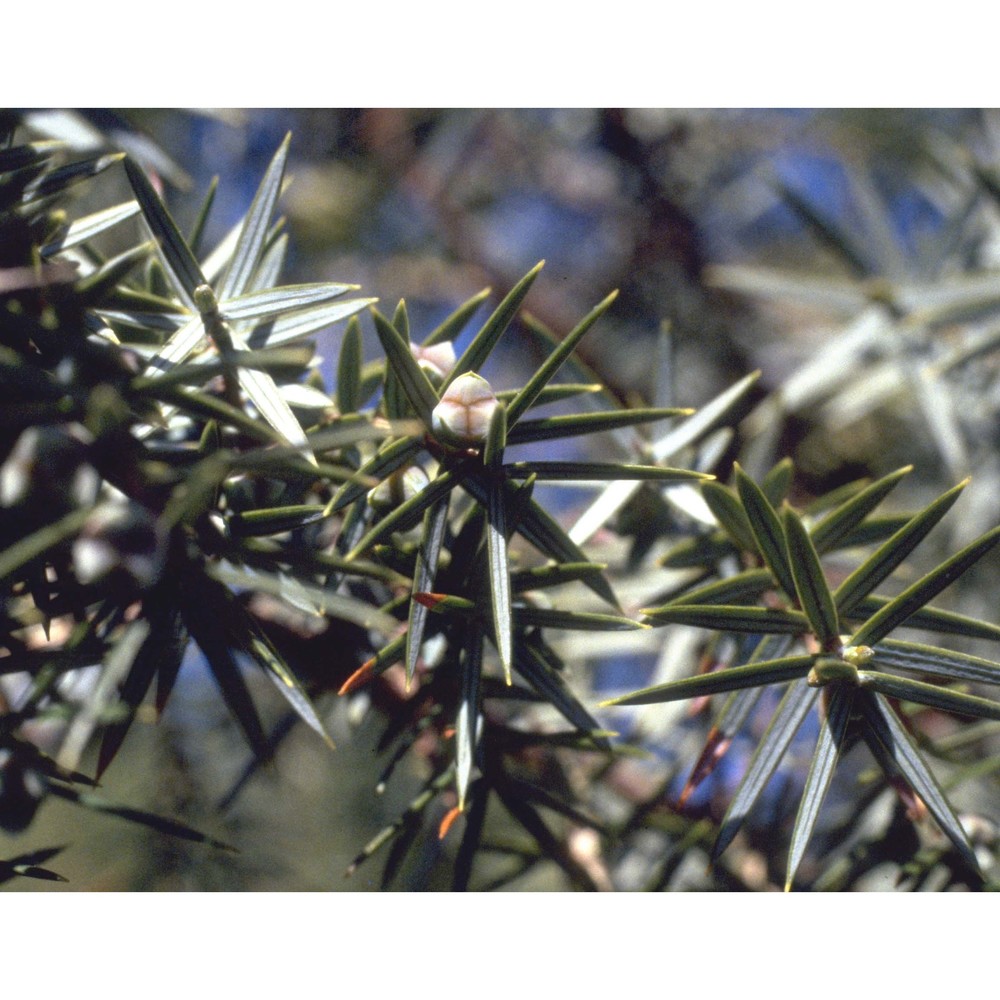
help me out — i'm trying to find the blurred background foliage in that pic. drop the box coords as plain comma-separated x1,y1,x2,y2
7,108,1000,890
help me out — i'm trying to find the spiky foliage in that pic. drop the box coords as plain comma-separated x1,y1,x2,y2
303,270,730,885
603,462,1000,889
4,114,1000,892
0,119,712,886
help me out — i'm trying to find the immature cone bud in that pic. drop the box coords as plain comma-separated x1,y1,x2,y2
431,372,499,445
193,283,220,316
410,341,456,384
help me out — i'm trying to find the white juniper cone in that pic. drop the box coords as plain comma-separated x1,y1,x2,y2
431,372,499,445
410,341,456,382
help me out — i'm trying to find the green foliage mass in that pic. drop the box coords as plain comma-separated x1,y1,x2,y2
3,112,1000,891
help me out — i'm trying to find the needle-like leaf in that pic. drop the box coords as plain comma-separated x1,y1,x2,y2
441,261,544,392
678,635,794,807
600,653,818,707
456,624,483,810
0,846,67,885
339,633,407,695
669,568,773,607
514,642,609,746
835,478,971,616
371,307,439,426
507,407,692,445
422,287,492,346
496,383,603,407
844,597,1000,643
193,569,334,748
27,152,124,202
505,289,618,426
849,525,1000,647
187,176,218,257
784,505,840,647
124,156,206,305
392,299,410,340
493,784,602,891
519,497,619,608
641,603,810,635
511,561,608,593
247,297,376,349
678,691,760,810
482,398,507,469
734,463,797,600
658,374,763,469
405,496,450,688
0,140,63,172
40,200,139,257
234,360,314,461
94,595,186,778
344,767,454,878
712,678,817,862
857,669,1000,721
251,227,286,292
222,282,359,322
132,345,312,392
761,458,795,506
73,241,153,302
484,466,513,684
786,684,855,890
139,314,207,379
810,465,912,553
337,317,363,415
857,690,980,876
414,592,476,615
515,607,646,631
456,474,619,609
503,461,710,482
218,134,290,302
834,515,917,551
701,481,758,553
873,638,1000,686
199,630,271,760
98,305,185,333
521,312,623,410
146,385,284,446
502,775,608,833
58,619,151,773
